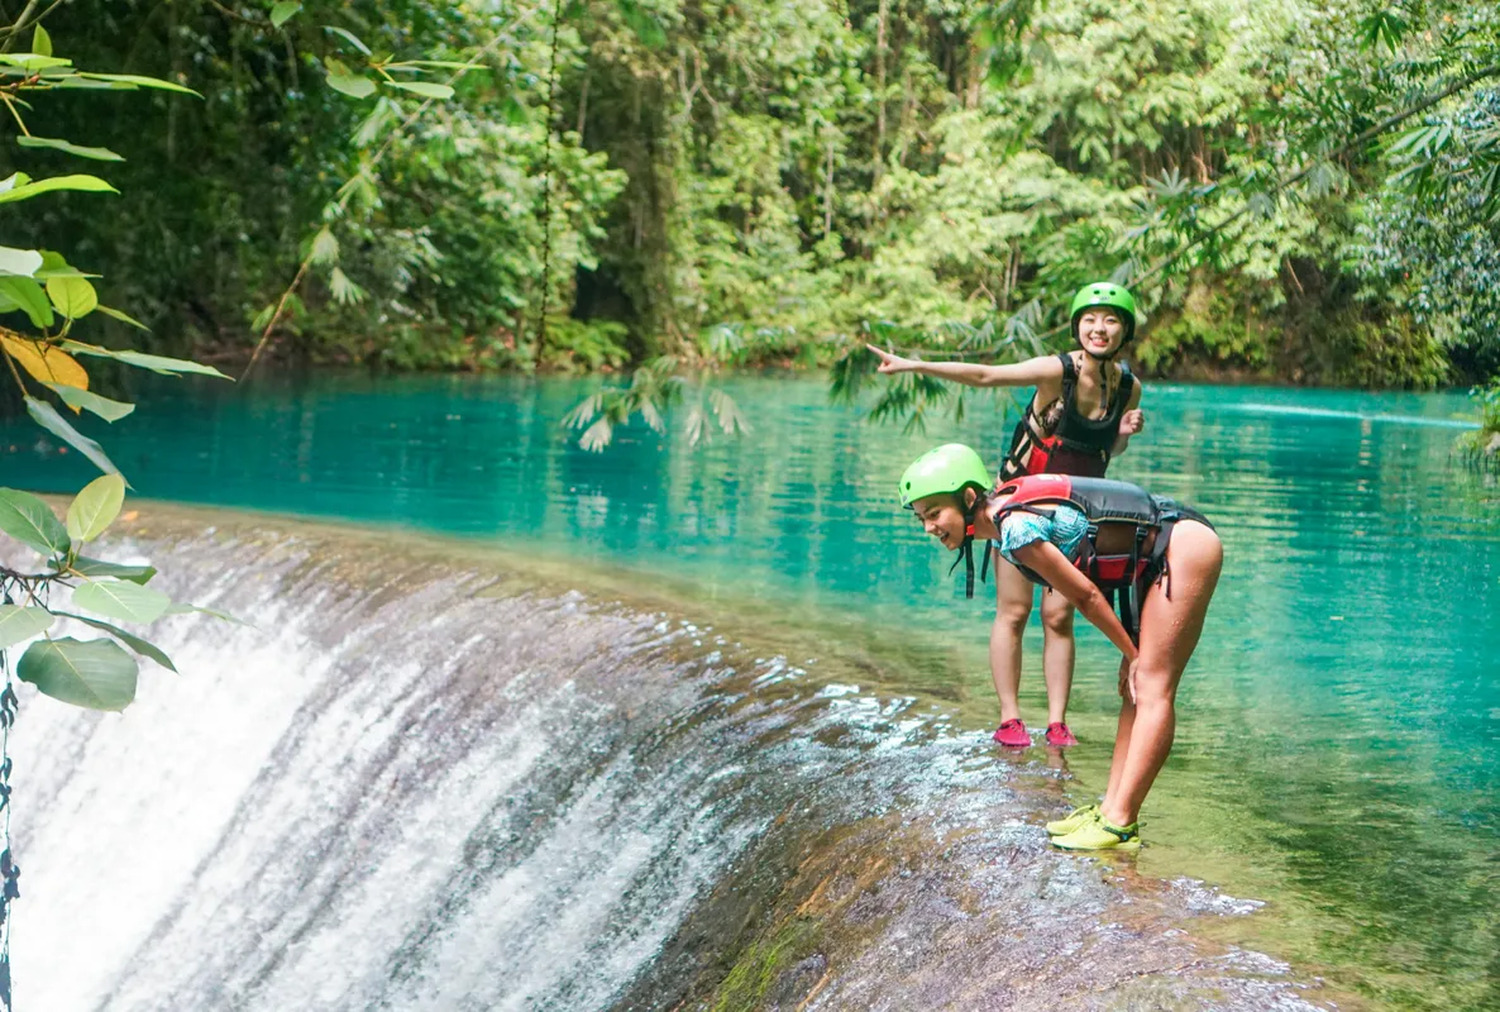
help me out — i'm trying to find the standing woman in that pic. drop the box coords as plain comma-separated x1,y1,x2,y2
897,444,1223,850
868,283,1145,749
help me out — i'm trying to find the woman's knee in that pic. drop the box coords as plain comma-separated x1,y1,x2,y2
1132,664,1180,707
1040,604,1074,637
995,601,1031,631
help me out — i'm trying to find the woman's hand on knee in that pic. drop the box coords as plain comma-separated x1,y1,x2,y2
1118,656,1139,704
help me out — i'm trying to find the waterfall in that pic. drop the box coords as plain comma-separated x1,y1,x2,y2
6,508,1325,1011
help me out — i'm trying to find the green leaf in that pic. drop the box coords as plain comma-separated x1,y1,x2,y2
32,24,52,57
17,637,137,711
24,397,123,477
0,54,70,70
66,473,125,543
76,73,200,96
46,275,98,319
61,342,230,378
0,605,53,649
17,136,124,162
72,579,171,624
270,1,301,28
95,304,149,330
0,173,118,206
384,80,454,100
391,60,482,70
52,612,175,672
0,275,54,327
165,602,249,626
309,226,339,265
0,487,69,554
325,58,376,99
43,382,135,422
0,246,42,277
33,249,99,280
324,26,372,55
70,556,155,583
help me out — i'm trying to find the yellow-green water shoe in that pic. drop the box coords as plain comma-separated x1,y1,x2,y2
1044,803,1099,836
1051,816,1140,851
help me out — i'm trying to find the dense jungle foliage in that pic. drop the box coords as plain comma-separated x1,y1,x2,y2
6,0,1500,399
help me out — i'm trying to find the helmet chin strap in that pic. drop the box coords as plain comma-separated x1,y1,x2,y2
946,497,981,598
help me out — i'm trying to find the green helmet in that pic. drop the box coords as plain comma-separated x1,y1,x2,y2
1069,282,1137,347
898,443,992,508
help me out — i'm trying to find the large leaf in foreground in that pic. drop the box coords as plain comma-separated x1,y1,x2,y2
66,473,125,543
17,637,137,710
54,612,175,672
25,396,122,476
70,556,155,584
61,341,230,378
0,605,53,649
0,487,69,554
73,579,171,624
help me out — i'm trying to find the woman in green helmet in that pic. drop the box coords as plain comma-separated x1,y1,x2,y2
868,283,1146,751
897,443,1222,850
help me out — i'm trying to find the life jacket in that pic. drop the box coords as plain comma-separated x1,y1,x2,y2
987,473,1190,644
1000,354,1135,480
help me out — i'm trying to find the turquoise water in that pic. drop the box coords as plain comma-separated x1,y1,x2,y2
3,372,1498,1008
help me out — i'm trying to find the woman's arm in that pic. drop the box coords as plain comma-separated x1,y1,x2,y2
1011,539,1138,659
867,344,1061,389
1110,379,1145,456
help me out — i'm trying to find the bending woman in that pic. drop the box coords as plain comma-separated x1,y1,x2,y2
898,444,1223,851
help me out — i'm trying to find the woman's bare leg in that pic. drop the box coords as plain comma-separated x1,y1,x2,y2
1100,521,1223,827
990,552,1034,723
1039,589,1076,725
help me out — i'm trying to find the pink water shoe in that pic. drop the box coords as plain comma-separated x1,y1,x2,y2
992,719,1031,748
1045,722,1078,747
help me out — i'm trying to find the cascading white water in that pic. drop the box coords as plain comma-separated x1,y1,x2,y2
5,511,1327,1011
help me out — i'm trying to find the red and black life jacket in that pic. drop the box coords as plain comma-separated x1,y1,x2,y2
987,473,1202,644
1000,354,1135,480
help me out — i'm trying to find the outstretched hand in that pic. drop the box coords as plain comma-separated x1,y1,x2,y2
1118,408,1145,437
866,343,919,374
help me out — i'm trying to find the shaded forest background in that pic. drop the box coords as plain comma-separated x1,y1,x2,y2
10,0,1500,389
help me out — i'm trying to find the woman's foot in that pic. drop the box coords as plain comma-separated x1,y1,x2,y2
1044,802,1098,836
992,719,1030,748
1051,816,1141,851
1044,722,1077,747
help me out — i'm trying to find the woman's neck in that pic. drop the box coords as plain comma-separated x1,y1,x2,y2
972,495,1002,541
1076,351,1110,382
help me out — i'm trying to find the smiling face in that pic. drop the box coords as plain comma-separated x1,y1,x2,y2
1075,307,1126,358
911,490,974,550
